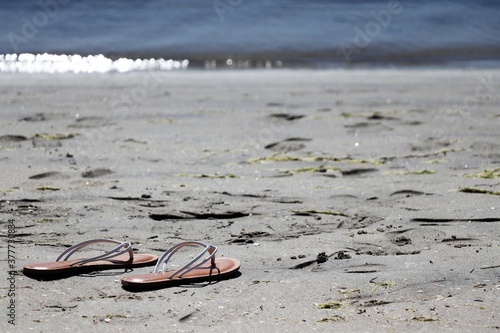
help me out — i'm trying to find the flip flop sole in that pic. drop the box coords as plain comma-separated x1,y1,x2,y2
121,258,241,290
23,253,158,279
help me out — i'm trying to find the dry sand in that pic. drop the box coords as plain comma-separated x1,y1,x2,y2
1,69,499,332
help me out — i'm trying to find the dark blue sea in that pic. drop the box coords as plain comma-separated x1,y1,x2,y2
1,0,499,72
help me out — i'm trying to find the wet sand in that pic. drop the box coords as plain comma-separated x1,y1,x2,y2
1,69,499,332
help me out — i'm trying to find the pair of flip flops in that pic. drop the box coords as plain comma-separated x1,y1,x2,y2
23,239,240,290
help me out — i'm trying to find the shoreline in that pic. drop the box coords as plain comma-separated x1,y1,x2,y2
2,52,500,73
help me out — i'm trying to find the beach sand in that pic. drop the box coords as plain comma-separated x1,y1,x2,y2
1,69,499,332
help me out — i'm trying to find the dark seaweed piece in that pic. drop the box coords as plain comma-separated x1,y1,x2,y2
366,113,400,121
0,199,41,203
179,211,250,219
271,199,303,204
149,213,187,221
390,190,426,196
480,265,500,270
441,236,476,242
344,122,370,128
29,171,62,179
269,113,305,121
178,311,197,322
283,137,312,142
459,188,500,196
215,191,268,198
149,211,250,221
341,168,377,176
106,196,166,202
411,218,500,223
292,211,314,216
290,259,317,270
263,137,311,151
0,135,28,142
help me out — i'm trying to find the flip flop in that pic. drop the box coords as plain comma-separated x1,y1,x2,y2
121,241,240,290
23,238,158,279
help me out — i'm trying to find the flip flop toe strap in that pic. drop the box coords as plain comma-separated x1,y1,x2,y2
56,239,133,266
154,241,217,279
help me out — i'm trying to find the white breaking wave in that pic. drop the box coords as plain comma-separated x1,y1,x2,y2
0,53,189,73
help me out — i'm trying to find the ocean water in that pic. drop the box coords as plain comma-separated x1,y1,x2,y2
0,0,499,72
